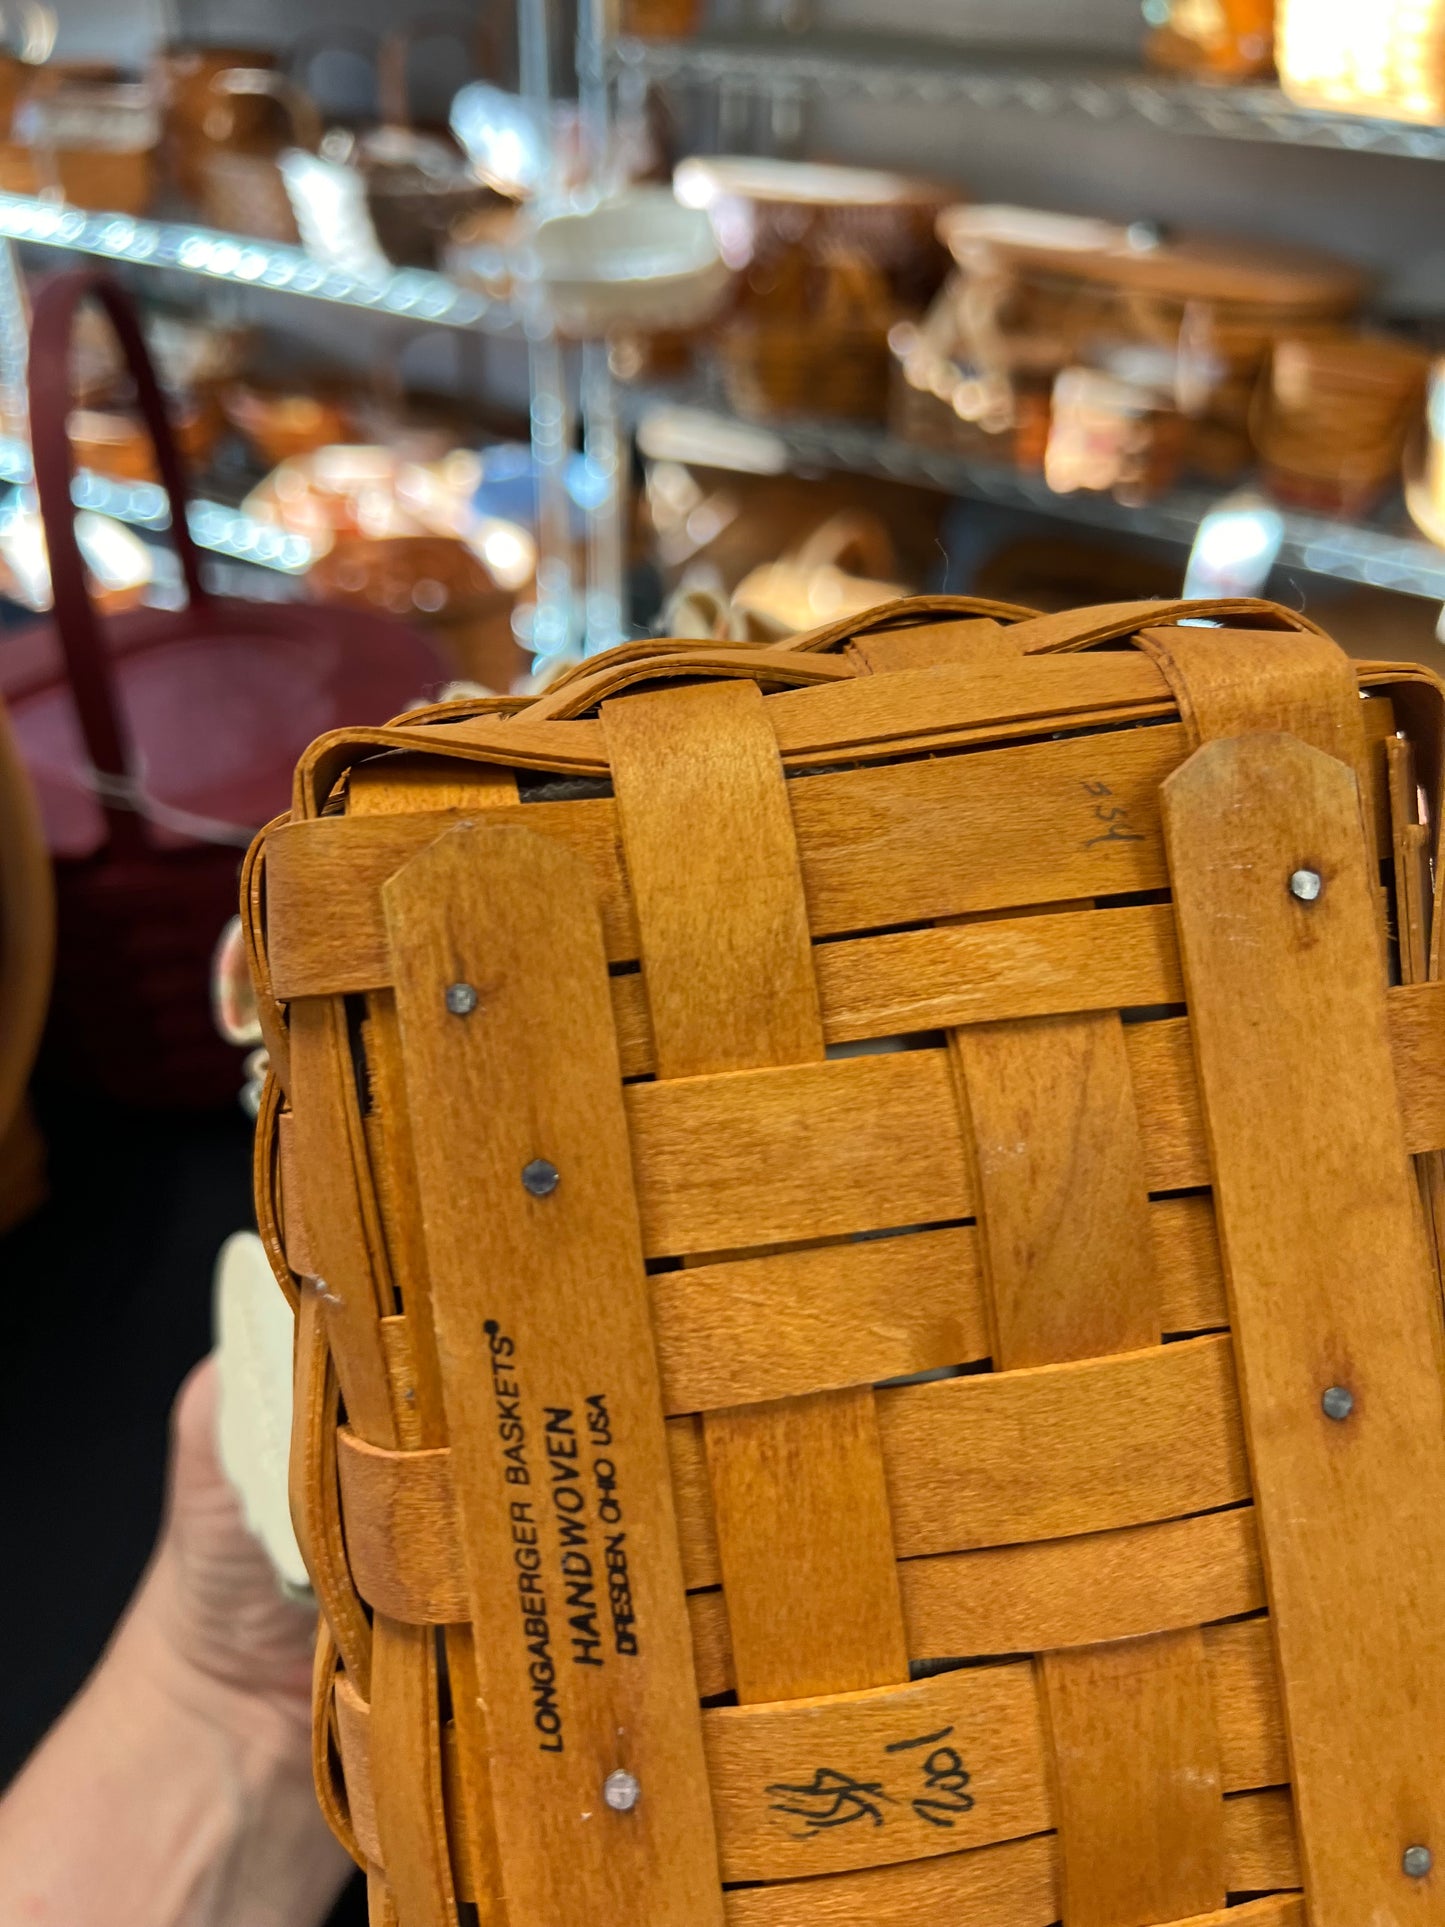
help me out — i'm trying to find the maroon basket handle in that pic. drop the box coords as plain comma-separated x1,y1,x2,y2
27,267,211,850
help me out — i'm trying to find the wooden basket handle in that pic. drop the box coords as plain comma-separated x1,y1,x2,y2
791,509,897,581
661,584,731,639
207,66,322,154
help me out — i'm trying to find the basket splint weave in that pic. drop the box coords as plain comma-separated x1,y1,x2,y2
247,593,1445,1927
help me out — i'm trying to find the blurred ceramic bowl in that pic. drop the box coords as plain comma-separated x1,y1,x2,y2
531,188,729,337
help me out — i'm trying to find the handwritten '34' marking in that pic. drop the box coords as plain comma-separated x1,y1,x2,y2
1081,777,1145,847
766,1725,975,1839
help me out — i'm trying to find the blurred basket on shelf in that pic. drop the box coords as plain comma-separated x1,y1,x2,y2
1255,330,1428,517
194,68,320,243
219,379,357,468
0,64,158,214
1404,361,1445,549
888,306,1049,468
151,41,277,200
676,155,953,311
719,250,899,421
922,204,1363,486
1145,0,1275,79
534,188,730,339
1045,356,1190,505
620,0,705,34
1278,0,1445,120
67,395,221,481
297,19,498,271
308,523,533,691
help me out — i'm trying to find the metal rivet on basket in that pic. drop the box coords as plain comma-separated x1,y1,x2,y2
604,1770,641,1812
1289,868,1323,902
522,1158,560,1197
1404,1846,1433,1879
1321,1385,1354,1421
445,981,479,1016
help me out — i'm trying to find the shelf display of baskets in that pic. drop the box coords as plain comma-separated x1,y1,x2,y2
888,203,1366,502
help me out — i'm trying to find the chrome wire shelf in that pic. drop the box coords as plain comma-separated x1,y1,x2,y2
0,195,509,330
626,390,1445,601
0,437,313,573
616,34,1445,163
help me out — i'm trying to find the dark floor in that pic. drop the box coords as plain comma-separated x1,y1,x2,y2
0,1087,367,1924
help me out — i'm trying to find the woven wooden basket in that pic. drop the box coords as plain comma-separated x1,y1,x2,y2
718,252,899,421
250,592,1445,1927
1254,331,1429,518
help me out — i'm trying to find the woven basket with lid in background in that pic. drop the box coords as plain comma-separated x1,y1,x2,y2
897,207,1364,483
250,590,1445,1927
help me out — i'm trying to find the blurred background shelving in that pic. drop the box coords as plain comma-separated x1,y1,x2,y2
616,31,1445,162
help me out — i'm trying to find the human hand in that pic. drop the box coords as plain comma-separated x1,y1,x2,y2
134,1354,314,1733
0,1352,350,1927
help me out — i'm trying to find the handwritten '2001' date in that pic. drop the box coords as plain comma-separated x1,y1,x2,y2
766,1725,976,1839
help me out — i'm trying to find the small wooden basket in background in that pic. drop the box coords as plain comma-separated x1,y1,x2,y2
1255,330,1429,517
194,68,321,244
719,250,899,421
0,64,158,215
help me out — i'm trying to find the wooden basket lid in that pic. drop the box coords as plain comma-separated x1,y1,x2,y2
675,154,955,213
936,204,1365,312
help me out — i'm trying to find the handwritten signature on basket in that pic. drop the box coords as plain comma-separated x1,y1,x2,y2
765,1726,975,1838
1081,777,1146,847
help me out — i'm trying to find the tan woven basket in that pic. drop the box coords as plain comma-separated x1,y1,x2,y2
1255,331,1429,517
0,67,157,215
195,68,320,244
719,251,899,421
250,592,1445,1927
922,207,1365,484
